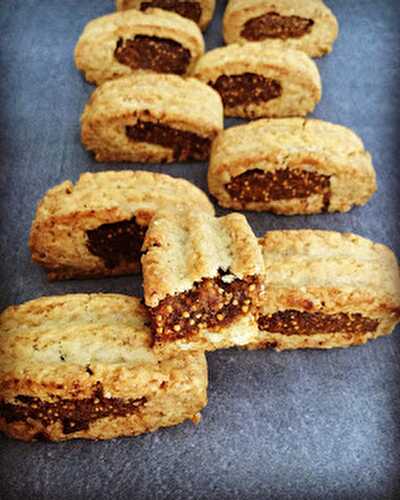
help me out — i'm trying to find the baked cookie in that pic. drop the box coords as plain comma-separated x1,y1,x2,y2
223,0,338,58
75,8,204,85
193,42,321,119
141,211,265,355
116,0,216,31
208,118,376,215
29,170,214,281
81,73,223,163
0,294,208,442
248,230,400,351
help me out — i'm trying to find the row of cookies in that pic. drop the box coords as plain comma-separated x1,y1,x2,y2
73,3,377,217
116,0,339,55
26,171,400,355
28,169,376,279
2,202,400,441
79,73,376,215
73,3,376,216
25,168,400,354
74,5,330,119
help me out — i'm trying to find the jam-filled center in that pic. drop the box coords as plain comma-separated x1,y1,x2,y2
114,34,191,75
209,73,282,108
241,11,315,41
150,271,262,343
258,310,379,336
225,168,331,209
126,120,211,161
0,383,146,435
86,217,147,269
140,0,202,23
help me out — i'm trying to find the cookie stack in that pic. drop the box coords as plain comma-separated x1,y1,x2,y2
1,0,399,443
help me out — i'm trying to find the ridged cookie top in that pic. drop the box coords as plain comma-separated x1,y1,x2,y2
193,42,320,86
76,8,203,42
81,73,223,136
260,230,400,302
32,170,214,222
142,212,264,306
210,118,373,178
0,294,157,373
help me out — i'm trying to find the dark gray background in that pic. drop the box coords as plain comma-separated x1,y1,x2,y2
0,1,399,499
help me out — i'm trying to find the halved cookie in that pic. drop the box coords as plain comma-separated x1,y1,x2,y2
208,118,376,215
75,8,204,85
193,42,321,119
29,170,214,281
116,0,216,31
81,73,223,163
0,294,208,441
248,230,400,351
223,0,339,58
142,211,265,355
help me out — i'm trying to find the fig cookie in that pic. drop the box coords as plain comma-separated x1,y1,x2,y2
0,294,207,442
208,118,376,215
249,230,400,351
80,74,223,163
29,170,214,281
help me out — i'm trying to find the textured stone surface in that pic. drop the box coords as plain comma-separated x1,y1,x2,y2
0,1,400,498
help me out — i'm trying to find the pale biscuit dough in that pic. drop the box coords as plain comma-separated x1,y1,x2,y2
142,211,264,306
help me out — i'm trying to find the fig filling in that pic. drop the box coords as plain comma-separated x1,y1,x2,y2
209,73,282,108
150,271,262,343
114,35,191,75
0,383,146,434
140,0,202,24
225,168,331,210
241,11,314,41
126,120,211,161
258,310,379,336
86,217,147,269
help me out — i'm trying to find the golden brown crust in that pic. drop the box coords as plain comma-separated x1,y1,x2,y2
193,42,321,119
115,0,216,30
223,0,339,58
208,118,376,214
29,170,214,281
75,8,204,85
248,230,400,350
0,294,208,441
80,73,223,163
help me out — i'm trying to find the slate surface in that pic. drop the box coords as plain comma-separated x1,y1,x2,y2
0,1,400,499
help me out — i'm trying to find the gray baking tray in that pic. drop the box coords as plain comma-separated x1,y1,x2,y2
1,1,399,498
